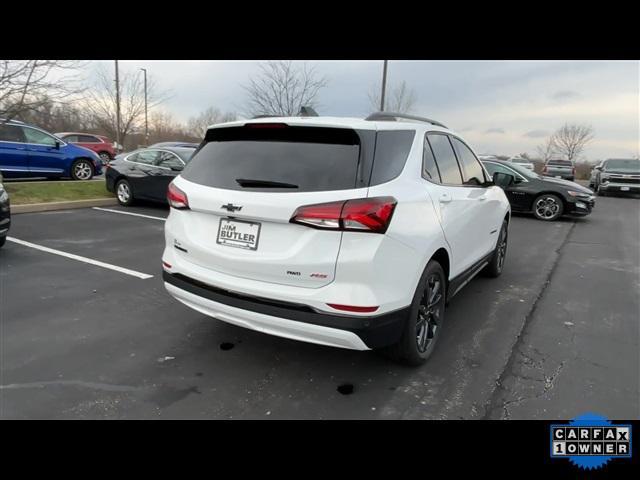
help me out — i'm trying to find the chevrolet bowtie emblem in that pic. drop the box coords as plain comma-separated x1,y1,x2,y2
221,203,242,212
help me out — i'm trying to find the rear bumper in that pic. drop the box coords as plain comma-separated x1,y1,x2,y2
163,270,408,350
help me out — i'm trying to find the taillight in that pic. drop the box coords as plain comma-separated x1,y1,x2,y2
572,166,576,175
290,196,396,234
543,166,547,173
167,183,189,209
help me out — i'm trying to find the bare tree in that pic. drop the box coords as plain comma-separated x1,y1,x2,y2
81,64,169,148
243,61,327,117
549,123,594,162
187,107,236,138
0,60,85,121
536,136,556,162
368,80,418,114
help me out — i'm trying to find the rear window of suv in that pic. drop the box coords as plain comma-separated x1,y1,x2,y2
182,125,415,192
547,159,572,166
182,125,361,192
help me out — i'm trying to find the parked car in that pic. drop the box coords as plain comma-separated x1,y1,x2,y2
509,156,534,170
55,132,116,163
589,158,640,196
0,120,102,180
0,170,10,248
161,113,511,365
482,159,595,221
106,145,195,206
543,158,575,181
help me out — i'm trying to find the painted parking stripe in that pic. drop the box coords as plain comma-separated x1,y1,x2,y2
92,207,166,221
6,237,154,280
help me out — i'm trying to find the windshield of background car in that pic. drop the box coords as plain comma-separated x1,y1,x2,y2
605,159,640,171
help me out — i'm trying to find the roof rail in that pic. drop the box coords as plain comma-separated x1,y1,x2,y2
365,111,448,129
251,114,278,119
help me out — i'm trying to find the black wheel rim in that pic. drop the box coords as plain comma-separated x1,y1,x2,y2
416,273,443,353
497,226,508,271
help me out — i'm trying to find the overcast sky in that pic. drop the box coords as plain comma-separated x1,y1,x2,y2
92,60,639,160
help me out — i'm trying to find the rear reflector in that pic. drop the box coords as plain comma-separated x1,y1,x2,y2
162,261,172,269
327,303,379,313
167,182,189,209
290,196,396,233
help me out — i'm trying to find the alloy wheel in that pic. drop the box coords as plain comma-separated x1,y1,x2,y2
416,274,444,353
74,161,93,180
117,182,130,204
535,195,560,220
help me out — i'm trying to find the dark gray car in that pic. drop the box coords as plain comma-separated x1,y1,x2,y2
589,158,640,196
543,159,575,181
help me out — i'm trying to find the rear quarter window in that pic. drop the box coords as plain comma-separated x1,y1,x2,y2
369,130,416,186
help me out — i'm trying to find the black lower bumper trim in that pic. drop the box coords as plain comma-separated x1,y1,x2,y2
163,271,408,349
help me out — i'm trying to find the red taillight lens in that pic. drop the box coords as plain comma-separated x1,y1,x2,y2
327,303,379,313
167,183,189,209
572,166,576,174
543,166,547,173
290,196,397,234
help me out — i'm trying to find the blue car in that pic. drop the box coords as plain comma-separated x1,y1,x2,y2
0,119,103,180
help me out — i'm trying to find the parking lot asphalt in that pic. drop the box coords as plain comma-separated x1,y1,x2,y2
1,195,638,419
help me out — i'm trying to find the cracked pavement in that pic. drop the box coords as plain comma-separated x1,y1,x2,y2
0,193,638,419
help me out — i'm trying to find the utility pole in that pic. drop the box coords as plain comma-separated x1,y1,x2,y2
380,60,388,111
140,68,148,145
115,60,121,152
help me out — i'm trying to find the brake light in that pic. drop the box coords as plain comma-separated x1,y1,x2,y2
290,196,397,233
167,183,189,209
327,303,379,313
543,166,547,173
572,166,576,175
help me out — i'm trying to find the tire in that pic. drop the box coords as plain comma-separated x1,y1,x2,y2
71,159,94,181
115,178,134,206
482,220,508,278
532,193,564,221
98,152,111,162
0,236,5,248
383,260,446,366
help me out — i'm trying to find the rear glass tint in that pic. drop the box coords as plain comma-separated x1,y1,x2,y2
182,126,361,192
548,159,572,166
369,130,416,185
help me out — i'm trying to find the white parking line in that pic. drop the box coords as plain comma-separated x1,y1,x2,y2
6,237,154,280
92,207,166,221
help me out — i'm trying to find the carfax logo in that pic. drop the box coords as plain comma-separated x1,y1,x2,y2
550,413,632,470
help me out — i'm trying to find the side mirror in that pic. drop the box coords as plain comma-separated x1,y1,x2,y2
493,172,515,188
54,141,61,150
594,166,602,171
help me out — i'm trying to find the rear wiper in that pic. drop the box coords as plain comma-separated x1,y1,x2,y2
235,178,299,189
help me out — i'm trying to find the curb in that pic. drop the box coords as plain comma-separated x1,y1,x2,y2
12,197,118,214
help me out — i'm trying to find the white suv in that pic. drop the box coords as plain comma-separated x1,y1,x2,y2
162,112,511,365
